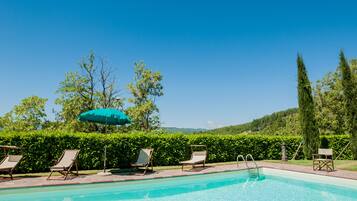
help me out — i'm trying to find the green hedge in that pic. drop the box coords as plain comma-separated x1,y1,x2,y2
0,131,353,173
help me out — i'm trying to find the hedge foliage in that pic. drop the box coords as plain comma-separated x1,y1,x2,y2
0,131,353,173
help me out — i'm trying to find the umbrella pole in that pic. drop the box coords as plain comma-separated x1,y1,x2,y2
104,146,107,173
97,145,111,176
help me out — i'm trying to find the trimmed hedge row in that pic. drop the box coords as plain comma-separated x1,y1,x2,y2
0,131,353,173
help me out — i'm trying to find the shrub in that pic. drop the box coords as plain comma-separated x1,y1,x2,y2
0,131,352,173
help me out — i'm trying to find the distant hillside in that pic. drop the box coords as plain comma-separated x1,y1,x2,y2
204,108,300,135
163,127,207,133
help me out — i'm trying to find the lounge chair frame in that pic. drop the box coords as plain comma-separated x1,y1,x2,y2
130,148,154,175
47,149,80,180
180,145,207,170
0,155,23,180
313,148,334,172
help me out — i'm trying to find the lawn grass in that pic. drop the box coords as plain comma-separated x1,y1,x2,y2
264,160,357,171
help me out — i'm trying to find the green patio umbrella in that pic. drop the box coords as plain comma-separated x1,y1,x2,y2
78,108,131,125
78,108,130,176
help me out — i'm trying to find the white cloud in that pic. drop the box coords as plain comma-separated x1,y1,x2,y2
206,120,224,129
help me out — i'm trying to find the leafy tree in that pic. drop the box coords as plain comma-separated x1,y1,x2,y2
0,96,47,131
314,71,346,134
339,51,357,159
55,52,123,132
297,55,320,158
314,58,357,135
127,61,163,131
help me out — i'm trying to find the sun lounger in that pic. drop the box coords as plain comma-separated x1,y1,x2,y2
0,155,23,180
180,145,207,170
313,148,334,172
130,148,154,175
47,149,80,180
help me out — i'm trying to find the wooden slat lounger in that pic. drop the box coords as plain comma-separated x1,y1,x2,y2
47,149,80,180
130,148,154,175
0,155,23,180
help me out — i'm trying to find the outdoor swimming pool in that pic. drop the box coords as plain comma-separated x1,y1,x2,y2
0,168,357,201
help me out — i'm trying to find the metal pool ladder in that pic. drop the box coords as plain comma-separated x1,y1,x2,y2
236,154,260,177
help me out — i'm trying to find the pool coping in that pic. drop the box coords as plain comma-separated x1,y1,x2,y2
0,163,251,189
259,161,357,181
261,168,357,189
1,162,357,189
0,168,254,191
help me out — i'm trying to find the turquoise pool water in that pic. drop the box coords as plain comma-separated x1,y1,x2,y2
1,169,357,201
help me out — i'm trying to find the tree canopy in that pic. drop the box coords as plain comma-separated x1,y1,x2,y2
0,96,47,131
314,57,357,135
339,51,357,159
127,61,164,131
55,52,123,132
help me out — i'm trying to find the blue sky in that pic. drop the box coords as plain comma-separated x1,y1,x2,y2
1,0,357,129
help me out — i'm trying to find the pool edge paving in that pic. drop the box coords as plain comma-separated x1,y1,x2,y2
1,162,357,189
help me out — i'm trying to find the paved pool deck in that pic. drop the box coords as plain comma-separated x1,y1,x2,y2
1,161,356,189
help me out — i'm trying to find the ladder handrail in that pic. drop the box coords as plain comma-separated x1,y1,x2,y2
245,154,258,169
245,154,259,177
236,154,260,177
236,154,247,168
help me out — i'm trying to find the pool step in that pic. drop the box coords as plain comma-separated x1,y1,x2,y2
248,169,260,178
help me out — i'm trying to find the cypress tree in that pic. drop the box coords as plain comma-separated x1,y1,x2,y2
297,55,320,158
339,51,357,159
